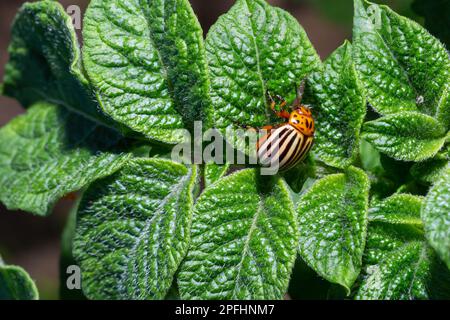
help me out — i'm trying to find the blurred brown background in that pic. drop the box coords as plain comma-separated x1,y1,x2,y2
0,0,419,299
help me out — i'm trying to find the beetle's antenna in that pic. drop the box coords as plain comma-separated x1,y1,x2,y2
266,89,275,104
292,79,306,108
297,79,306,105
291,83,298,110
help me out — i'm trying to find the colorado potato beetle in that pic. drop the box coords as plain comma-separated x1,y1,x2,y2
256,82,315,171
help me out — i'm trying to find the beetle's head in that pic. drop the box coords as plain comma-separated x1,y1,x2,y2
289,106,314,136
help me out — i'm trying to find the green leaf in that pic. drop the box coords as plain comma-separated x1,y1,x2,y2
356,197,450,299
73,159,197,300
422,164,450,269
357,237,449,299
410,152,449,184
297,166,370,292
353,0,450,126
82,0,212,144
0,1,135,217
0,102,130,216
362,111,447,161
206,0,321,129
437,85,450,131
306,41,366,169
178,169,298,299
2,0,112,126
369,194,423,226
203,162,230,187
0,259,38,300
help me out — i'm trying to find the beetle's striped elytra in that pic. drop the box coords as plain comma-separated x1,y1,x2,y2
256,82,315,171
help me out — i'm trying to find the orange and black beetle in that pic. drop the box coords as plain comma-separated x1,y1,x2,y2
256,82,315,171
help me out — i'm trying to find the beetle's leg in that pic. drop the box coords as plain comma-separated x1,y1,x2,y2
273,108,291,119
261,125,274,131
292,82,299,108
267,90,276,108
297,79,306,102
238,123,273,132
293,79,307,108
256,125,275,150
266,90,290,119
235,121,255,131
275,94,288,109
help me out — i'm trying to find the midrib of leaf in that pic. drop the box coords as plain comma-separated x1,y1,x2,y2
340,186,359,274
367,112,446,139
127,217,153,296
407,244,428,299
93,30,165,101
4,1,120,133
340,172,366,288
359,2,418,107
140,0,211,127
208,35,255,121
139,3,170,93
84,4,182,134
379,10,419,101
368,211,424,226
233,198,263,298
437,83,449,120
382,242,420,298
243,0,269,119
30,88,119,134
123,167,192,296
7,39,116,132
3,109,100,196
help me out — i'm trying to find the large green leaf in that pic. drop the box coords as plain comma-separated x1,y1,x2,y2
206,0,321,129
297,166,370,292
73,159,197,300
2,0,113,126
353,0,450,128
362,112,447,161
357,232,450,299
0,258,38,300
368,194,423,226
178,169,298,299
82,0,212,143
357,195,450,299
0,1,135,217
306,41,366,169
422,164,450,269
0,102,130,216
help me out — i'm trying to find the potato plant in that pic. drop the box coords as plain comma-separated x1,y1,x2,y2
0,0,449,300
